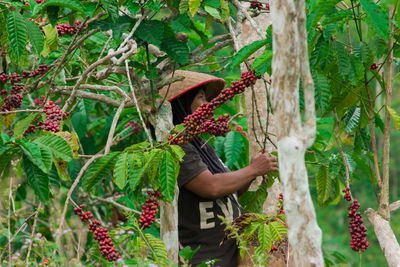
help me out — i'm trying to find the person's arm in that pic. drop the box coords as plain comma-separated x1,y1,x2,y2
184,152,278,199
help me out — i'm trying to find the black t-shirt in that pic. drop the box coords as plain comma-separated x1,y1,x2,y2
178,143,242,267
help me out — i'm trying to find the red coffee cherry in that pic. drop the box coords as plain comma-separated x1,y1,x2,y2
139,191,162,229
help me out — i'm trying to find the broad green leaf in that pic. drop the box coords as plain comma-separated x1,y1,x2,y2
101,0,119,23
159,151,178,202
310,37,329,67
168,145,185,163
360,0,389,40
0,147,15,176
353,41,371,64
251,49,272,76
204,5,220,20
316,165,332,206
224,131,243,169
344,107,360,133
307,0,342,30
53,158,71,181
114,152,129,189
125,141,151,152
23,155,49,202
179,0,189,13
387,106,400,130
136,20,164,46
127,1,141,17
269,221,287,240
42,24,58,56
39,145,53,174
189,0,202,16
313,72,330,114
160,38,189,64
19,140,49,174
33,0,86,16
47,6,60,26
34,134,73,162
143,149,164,188
55,131,80,159
219,0,229,22
82,152,120,191
13,113,39,139
238,183,268,213
229,39,268,70
26,20,44,55
128,152,145,191
258,224,272,252
7,11,27,61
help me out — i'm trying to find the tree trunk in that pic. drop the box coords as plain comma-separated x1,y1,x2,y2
270,0,324,266
148,99,179,264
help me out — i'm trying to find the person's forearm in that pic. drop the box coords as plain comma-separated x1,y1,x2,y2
211,166,257,198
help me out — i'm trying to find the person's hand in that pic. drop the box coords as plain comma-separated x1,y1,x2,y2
249,151,278,177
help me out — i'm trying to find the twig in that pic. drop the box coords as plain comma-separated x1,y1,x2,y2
0,109,43,115
105,101,126,154
334,110,350,189
125,60,153,149
389,200,400,212
84,193,142,216
25,203,42,265
119,10,149,50
7,176,12,266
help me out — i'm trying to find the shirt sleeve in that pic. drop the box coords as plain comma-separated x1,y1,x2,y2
177,143,208,188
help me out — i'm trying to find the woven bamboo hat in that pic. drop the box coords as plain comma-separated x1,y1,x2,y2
159,70,225,102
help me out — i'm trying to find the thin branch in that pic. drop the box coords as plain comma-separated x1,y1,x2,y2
125,60,154,149
105,101,126,154
25,203,42,265
389,200,400,212
334,110,350,189
0,109,43,115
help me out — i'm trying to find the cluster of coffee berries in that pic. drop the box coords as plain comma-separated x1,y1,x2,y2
36,0,45,3
24,124,36,136
74,204,94,222
222,213,258,244
1,93,23,111
8,73,22,83
201,115,231,137
168,71,258,145
370,63,378,70
35,96,45,106
40,101,69,132
250,1,263,9
139,190,162,229
278,193,285,215
43,258,50,266
22,65,48,78
343,192,369,252
233,125,248,137
0,46,7,57
56,21,87,36
0,65,48,85
343,187,352,201
73,204,120,262
124,120,142,134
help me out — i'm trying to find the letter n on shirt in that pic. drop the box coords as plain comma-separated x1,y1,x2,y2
199,201,215,229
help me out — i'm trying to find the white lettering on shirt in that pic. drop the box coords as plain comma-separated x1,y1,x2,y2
216,198,233,223
199,201,215,229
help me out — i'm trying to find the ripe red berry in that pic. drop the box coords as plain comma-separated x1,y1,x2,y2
139,191,162,229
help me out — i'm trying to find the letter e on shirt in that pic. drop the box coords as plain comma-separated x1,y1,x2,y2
199,201,215,229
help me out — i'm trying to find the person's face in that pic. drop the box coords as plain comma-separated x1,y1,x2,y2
190,89,208,113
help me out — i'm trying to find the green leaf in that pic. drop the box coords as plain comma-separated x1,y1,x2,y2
114,152,129,189
47,6,60,26
128,152,145,191
13,113,39,139
82,152,120,191
168,145,185,163
160,37,189,64
360,0,389,40
251,49,272,76
316,165,332,206
127,1,141,17
179,0,189,13
136,20,164,46
189,0,202,16
41,24,58,57
219,0,229,22
34,134,73,162
204,5,220,19
0,147,15,176
33,0,86,16
101,0,119,23
307,0,341,30
344,107,360,133
353,41,371,64
238,183,268,213
159,151,178,202
310,37,330,67
229,39,268,70
387,106,400,130
224,131,243,169
19,140,49,174
23,155,49,202
313,72,330,114
26,20,44,55
39,145,53,173
258,224,272,252
335,43,351,79
269,221,287,240
7,11,27,61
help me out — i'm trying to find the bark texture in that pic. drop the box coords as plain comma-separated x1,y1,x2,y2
270,0,324,266
365,208,400,267
148,99,179,264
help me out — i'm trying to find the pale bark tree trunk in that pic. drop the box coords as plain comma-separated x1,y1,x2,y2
270,0,324,266
148,99,179,264
365,6,400,267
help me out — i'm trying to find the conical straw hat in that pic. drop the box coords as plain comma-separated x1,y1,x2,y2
159,70,225,102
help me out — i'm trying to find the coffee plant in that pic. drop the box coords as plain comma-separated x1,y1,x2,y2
0,0,399,266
